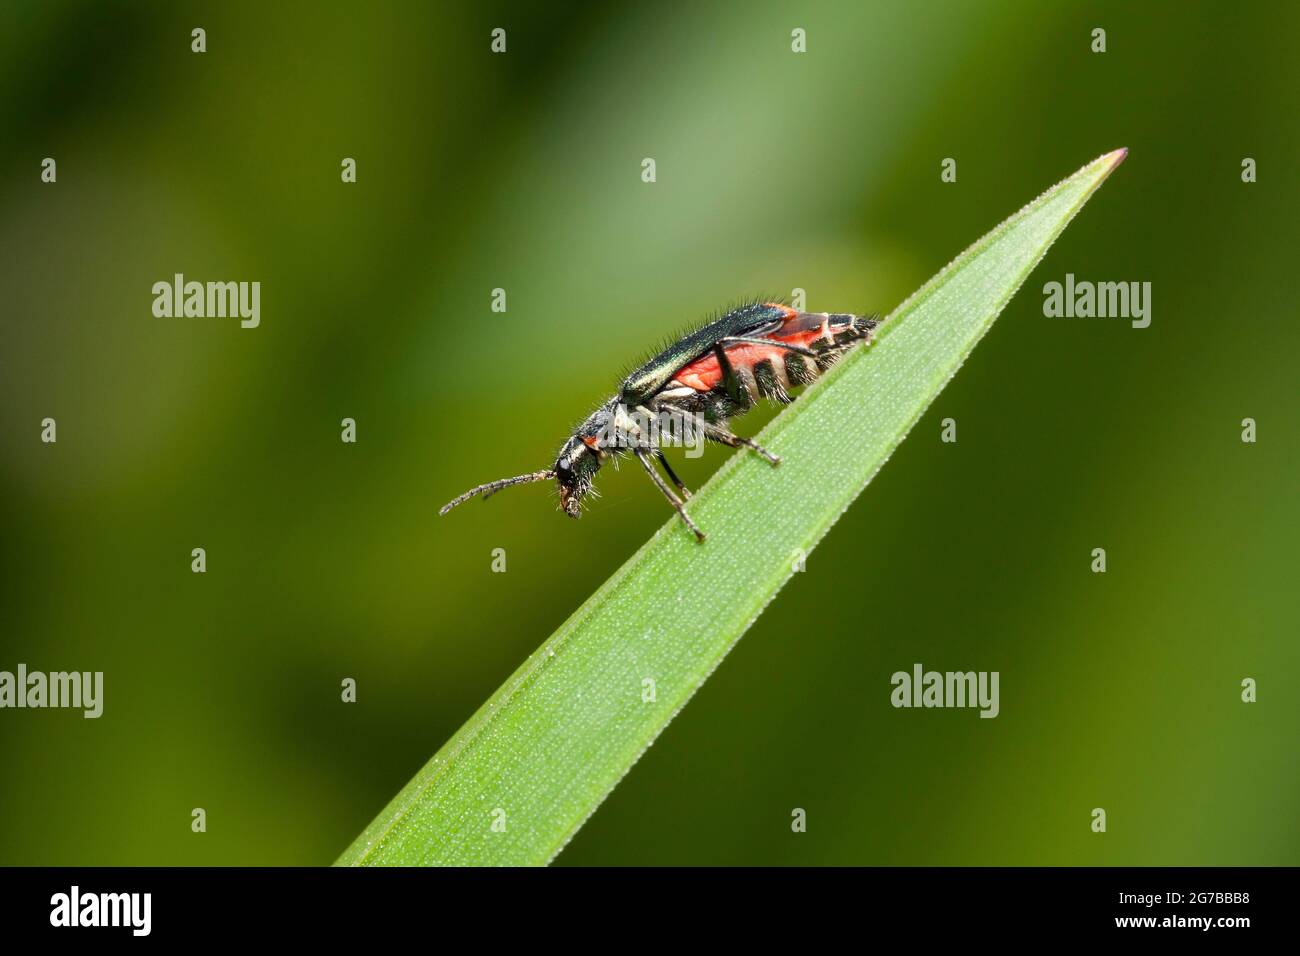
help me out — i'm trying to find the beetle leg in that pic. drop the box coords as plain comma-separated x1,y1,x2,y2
713,344,744,404
635,448,705,541
718,335,819,358
700,420,781,466
660,402,780,467
654,451,691,499
625,402,695,500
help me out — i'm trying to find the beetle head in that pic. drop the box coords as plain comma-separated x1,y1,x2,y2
555,401,616,518
438,400,617,521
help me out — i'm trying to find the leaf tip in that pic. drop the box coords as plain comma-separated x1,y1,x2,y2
1102,147,1129,170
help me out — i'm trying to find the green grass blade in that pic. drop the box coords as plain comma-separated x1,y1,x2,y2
337,148,1128,866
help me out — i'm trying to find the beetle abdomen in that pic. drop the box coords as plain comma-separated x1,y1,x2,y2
669,311,876,403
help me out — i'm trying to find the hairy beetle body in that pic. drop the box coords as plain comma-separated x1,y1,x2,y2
441,301,878,540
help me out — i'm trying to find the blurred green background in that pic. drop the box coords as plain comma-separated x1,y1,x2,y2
1,0,1295,866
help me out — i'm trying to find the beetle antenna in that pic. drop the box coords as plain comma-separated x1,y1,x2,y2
439,470,557,515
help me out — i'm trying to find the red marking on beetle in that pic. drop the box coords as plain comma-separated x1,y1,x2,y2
674,323,824,392
581,435,600,449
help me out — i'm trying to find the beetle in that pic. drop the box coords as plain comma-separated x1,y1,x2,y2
439,301,879,540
